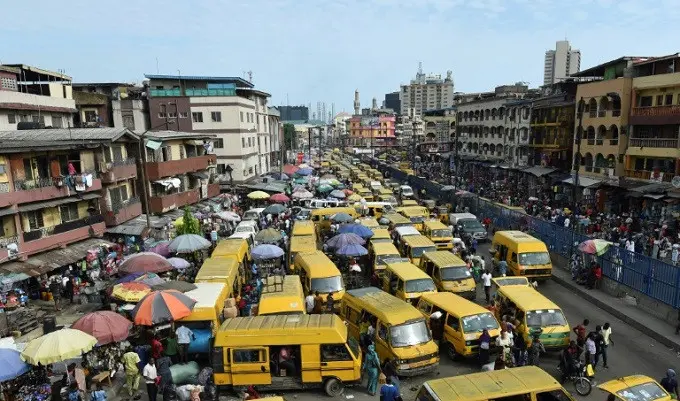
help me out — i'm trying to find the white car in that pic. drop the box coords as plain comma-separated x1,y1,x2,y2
242,208,265,221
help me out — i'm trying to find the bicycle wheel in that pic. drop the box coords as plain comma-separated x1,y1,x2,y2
574,377,592,396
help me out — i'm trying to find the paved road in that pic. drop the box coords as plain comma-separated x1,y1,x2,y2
277,241,680,401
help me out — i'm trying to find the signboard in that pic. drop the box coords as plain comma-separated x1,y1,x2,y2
361,117,379,127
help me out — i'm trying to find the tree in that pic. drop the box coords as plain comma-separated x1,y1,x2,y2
176,206,200,235
283,123,297,152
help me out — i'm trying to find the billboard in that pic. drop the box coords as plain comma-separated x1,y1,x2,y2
361,117,379,127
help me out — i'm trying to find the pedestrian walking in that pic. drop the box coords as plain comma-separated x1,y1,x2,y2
572,319,589,347
305,292,315,314
584,333,596,366
143,358,158,401
481,270,493,304
598,322,613,369
121,349,141,400
313,291,324,314
529,336,545,367
661,369,679,397
478,329,491,367
175,324,194,364
362,344,381,396
379,376,400,401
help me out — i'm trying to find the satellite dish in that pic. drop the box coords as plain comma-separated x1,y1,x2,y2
672,176,680,188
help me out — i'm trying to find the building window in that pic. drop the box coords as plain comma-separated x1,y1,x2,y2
211,111,222,122
167,111,177,118
59,203,79,223
240,111,244,122
123,115,135,130
179,112,188,119
665,94,673,106
7,114,15,124
214,138,224,148
158,111,166,118
242,138,246,148
52,116,63,128
1,77,17,91
192,112,203,123
248,167,253,175
26,211,44,231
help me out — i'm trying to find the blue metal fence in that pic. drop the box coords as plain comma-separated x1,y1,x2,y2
379,164,680,308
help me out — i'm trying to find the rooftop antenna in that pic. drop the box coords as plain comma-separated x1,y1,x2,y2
244,71,253,82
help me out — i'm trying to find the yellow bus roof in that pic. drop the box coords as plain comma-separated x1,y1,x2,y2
311,207,356,217
371,242,401,255
420,292,490,317
402,235,437,247
258,275,304,315
385,214,411,224
195,257,239,282
343,287,424,325
498,286,561,311
358,218,379,228
494,230,543,244
422,251,466,267
401,200,418,206
424,220,449,230
384,261,432,281
215,315,347,347
292,220,315,236
212,238,248,258
397,206,429,215
183,283,227,309
294,251,340,277
289,235,317,251
423,366,561,401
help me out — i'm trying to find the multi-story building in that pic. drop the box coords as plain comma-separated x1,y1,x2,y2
529,81,578,170
137,131,217,214
72,83,149,133
0,128,143,265
421,108,456,154
400,65,454,116
145,74,274,183
0,64,75,130
383,92,401,114
503,99,533,167
395,113,424,146
277,105,309,122
348,112,396,149
544,40,581,86
267,107,283,171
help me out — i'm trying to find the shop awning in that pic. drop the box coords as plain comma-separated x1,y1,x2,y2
186,140,205,146
562,176,602,188
0,238,114,277
145,139,162,150
190,171,210,180
18,193,101,213
629,182,672,194
523,166,557,177
0,207,16,217
644,194,666,200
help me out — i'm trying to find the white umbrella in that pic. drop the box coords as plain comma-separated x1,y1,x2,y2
214,211,241,222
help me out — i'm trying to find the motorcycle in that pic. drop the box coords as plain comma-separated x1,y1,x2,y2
558,361,593,396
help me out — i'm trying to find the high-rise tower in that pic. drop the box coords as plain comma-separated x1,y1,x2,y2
354,89,360,116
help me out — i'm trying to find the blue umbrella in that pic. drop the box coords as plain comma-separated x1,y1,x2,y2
326,233,365,249
332,213,354,223
115,272,144,284
329,190,346,199
336,244,368,257
297,168,313,176
251,244,285,260
338,224,374,239
0,348,29,382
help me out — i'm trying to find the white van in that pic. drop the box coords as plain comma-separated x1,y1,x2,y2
399,185,414,199
242,208,265,221
305,199,345,209
235,220,259,235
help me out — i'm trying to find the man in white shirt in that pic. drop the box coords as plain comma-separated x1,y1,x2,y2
481,270,493,305
305,293,315,314
142,358,158,401
175,325,194,364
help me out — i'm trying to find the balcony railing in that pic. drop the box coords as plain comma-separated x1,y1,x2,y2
628,138,680,148
625,169,674,182
0,236,18,248
107,157,136,168
0,183,9,193
632,105,680,117
14,177,53,191
111,196,141,214
23,214,105,242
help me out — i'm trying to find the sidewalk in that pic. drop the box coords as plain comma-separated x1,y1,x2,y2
550,254,680,352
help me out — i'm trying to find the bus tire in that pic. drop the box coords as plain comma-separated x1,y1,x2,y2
446,342,459,360
324,377,344,397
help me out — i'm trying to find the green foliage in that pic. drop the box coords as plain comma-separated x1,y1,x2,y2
283,123,297,150
176,206,200,235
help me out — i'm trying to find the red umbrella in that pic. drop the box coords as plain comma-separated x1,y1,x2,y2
343,189,354,196
131,290,196,326
72,311,132,345
119,252,173,274
283,164,299,175
269,193,290,203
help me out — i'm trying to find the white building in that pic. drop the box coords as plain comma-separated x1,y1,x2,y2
267,107,282,171
544,40,581,86
400,64,454,116
0,64,75,130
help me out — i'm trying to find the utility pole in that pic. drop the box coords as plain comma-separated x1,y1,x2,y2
308,127,312,161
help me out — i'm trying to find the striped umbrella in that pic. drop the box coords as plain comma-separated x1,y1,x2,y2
131,290,196,326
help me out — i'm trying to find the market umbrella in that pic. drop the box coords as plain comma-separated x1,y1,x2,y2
71,311,133,345
135,273,165,287
115,272,144,284
294,177,308,184
291,190,313,199
329,190,346,199
267,172,290,180
247,191,270,200
283,164,299,175
111,282,151,302
336,244,368,257
255,228,283,244
169,234,212,254
119,252,174,274
269,193,290,203
331,212,354,223
152,281,197,293
321,174,336,179
0,348,29,382
578,239,612,256
297,168,313,176
343,189,354,196
21,328,97,365
213,211,240,222
251,244,285,260
131,290,196,326
326,233,365,249
336,183,346,190
317,184,333,193
167,257,191,270
347,193,363,202
298,163,310,169
338,223,374,239
147,241,171,257
263,204,286,215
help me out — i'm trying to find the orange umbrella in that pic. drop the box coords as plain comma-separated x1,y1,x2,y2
131,290,196,326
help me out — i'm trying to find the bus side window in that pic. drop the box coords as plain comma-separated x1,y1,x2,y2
511,253,518,263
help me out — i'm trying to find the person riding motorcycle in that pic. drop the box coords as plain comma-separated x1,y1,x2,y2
559,341,579,383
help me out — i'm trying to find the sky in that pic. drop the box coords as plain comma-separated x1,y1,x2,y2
2,0,680,114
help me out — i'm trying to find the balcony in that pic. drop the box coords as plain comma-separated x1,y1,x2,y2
145,154,216,181
1,175,102,206
99,158,137,183
624,169,673,183
207,183,220,198
21,215,106,257
103,197,142,226
631,105,680,125
149,189,200,214
627,137,680,158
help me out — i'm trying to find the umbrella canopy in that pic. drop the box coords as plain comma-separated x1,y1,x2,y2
169,234,212,254
319,178,340,186
119,252,173,274
269,193,290,203
255,228,283,244
131,290,196,326
331,212,354,223
152,281,197,293
294,177,308,184
115,272,144,284
135,273,165,287
283,164,299,175
329,190,346,199
147,241,171,257
167,257,191,270
297,168,313,176
298,163,310,168
292,190,314,199
578,239,612,256
71,311,132,345
247,190,270,200
336,244,368,257
326,233,365,249
0,348,29,382
267,172,290,180
317,184,333,193
321,174,336,179
338,224,374,239
263,204,286,215
347,193,363,202
251,244,285,260
111,282,151,302
441,185,456,192
21,328,97,365
213,211,241,222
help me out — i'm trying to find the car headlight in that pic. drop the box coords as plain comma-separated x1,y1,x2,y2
465,341,473,346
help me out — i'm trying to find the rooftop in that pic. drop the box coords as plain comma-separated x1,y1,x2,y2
144,74,253,88
72,82,135,88
0,128,138,153
571,56,652,78
2,64,72,82
145,130,217,141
